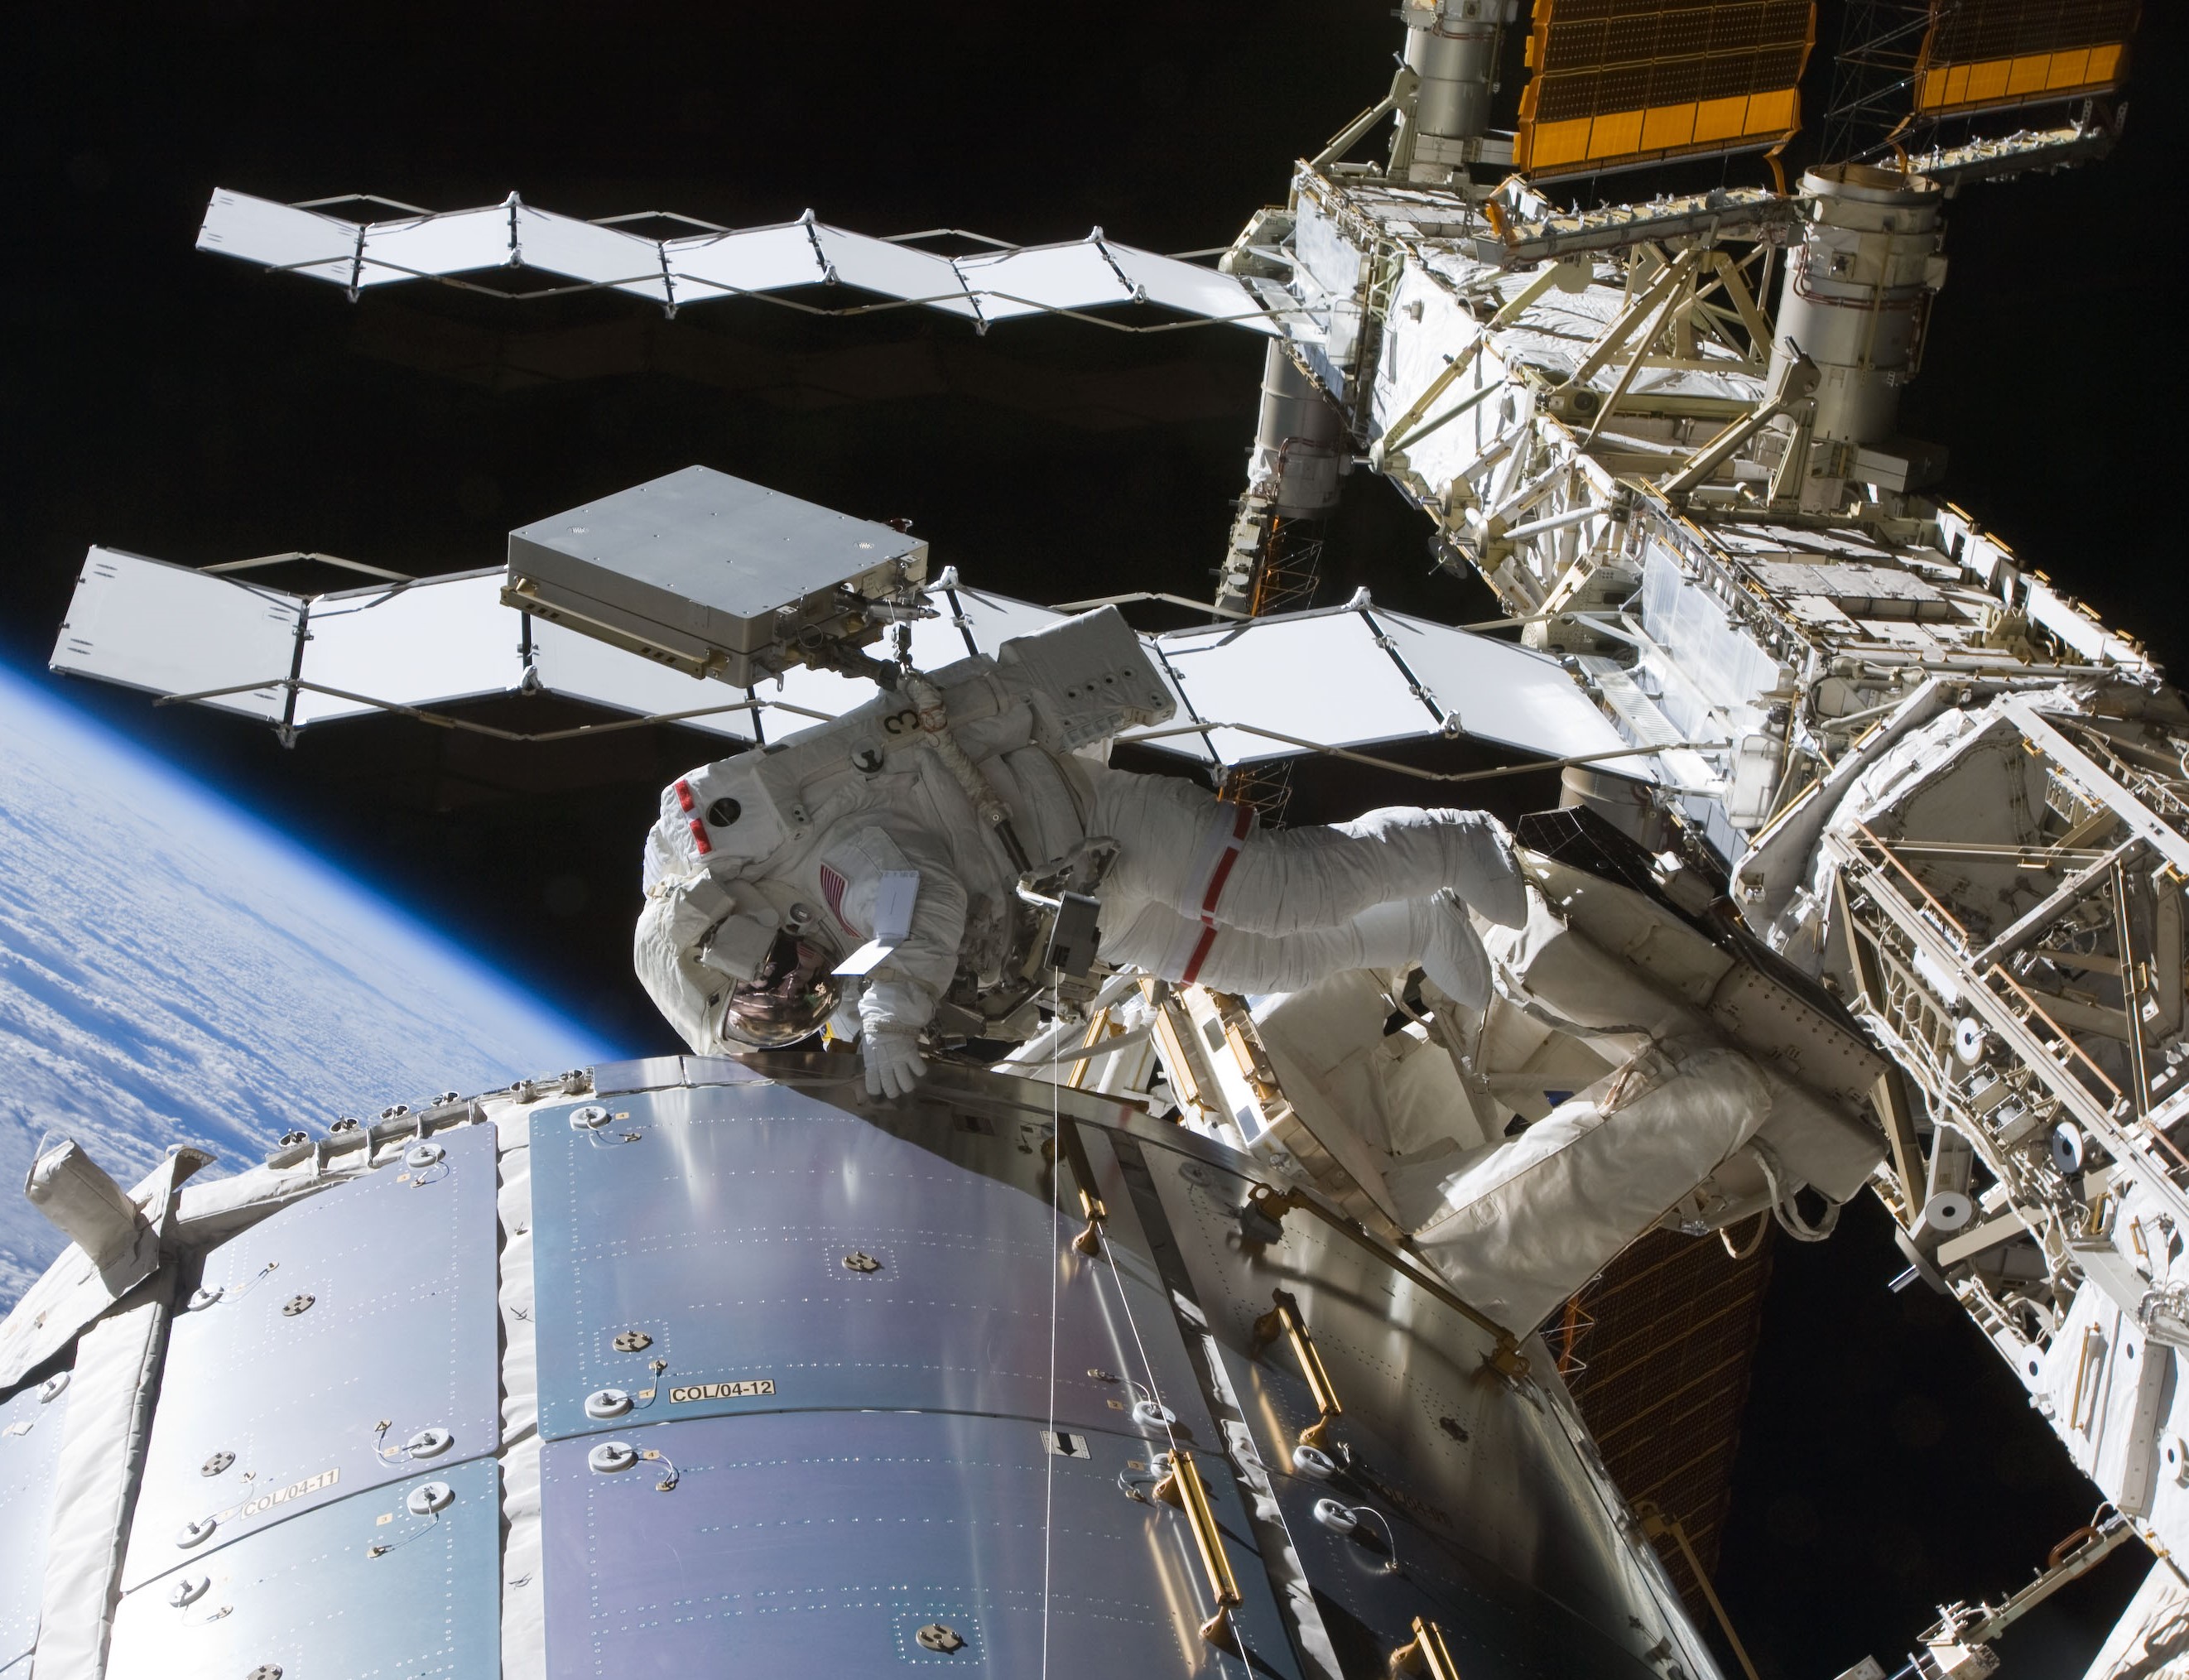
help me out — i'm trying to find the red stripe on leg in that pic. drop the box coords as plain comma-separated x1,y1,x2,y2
1180,924,1220,985
1200,803,1254,922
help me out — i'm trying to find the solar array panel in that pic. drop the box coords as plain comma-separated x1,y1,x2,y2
1914,0,2140,114
1515,0,1816,177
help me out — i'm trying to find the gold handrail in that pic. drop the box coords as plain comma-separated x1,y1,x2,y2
1244,1183,1529,1379
1633,1502,1762,1680
1252,1289,1344,1451
1055,1113,1109,1258
1153,1449,1244,1653
1388,1616,1460,1679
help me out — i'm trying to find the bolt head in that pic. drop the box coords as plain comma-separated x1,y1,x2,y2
915,1623,967,1654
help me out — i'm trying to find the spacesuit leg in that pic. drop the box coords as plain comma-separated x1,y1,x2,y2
1088,769,1524,934
1412,1042,1772,1331
1099,894,1490,1005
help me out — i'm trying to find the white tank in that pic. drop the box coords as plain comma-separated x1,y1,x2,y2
1766,163,1946,507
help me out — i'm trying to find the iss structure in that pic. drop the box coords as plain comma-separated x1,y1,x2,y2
7,1,2185,1677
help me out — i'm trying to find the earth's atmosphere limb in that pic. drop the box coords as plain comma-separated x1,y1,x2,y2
0,664,620,1305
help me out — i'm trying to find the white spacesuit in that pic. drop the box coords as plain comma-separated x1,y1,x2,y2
633,609,1523,1096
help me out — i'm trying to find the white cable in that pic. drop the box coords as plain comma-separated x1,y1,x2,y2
1099,1240,1181,1457
1054,999,1239,1673
1345,1501,1402,1574
1098,1238,1244,1672
1041,978,1061,1680
1719,1210,1769,1260
902,671,1010,829
1744,1137,1840,1243
1099,1209,1253,1676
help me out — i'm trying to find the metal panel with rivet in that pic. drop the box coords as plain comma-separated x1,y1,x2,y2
527,1084,1214,1447
105,1457,500,1680
119,1121,499,1589
0,1371,71,1668
538,1408,1299,1678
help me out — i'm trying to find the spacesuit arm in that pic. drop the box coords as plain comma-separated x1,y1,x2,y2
816,822,969,1035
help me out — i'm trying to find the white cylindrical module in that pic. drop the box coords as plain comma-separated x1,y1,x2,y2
1560,762,1672,852
1247,343,1345,517
0,1058,1725,1680
1767,163,1946,450
1393,0,1503,181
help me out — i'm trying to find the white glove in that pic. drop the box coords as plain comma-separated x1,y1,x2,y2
863,1025,928,1100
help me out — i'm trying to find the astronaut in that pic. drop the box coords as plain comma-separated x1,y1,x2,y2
633,608,1524,1098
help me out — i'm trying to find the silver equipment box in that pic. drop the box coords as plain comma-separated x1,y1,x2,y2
504,465,927,686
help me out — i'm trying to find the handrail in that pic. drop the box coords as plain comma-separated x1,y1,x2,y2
1054,1113,1109,1258
1251,1289,1344,1451
1244,1184,1529,1379
1152,1450,1243,1653
1389,1616,1460,1680
1633,1502,1762,1680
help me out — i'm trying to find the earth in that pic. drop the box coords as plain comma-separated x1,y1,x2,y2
0,665,618,1306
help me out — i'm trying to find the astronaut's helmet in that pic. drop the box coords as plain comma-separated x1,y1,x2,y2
717,928,844,1049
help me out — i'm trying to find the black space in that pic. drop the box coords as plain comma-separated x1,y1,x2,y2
4,4,2183,1673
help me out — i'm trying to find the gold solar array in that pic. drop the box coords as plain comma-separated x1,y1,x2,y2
1913,0,2140,116
1515,0,1816,178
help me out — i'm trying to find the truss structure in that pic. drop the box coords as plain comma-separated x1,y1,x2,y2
1229,129,2189,1605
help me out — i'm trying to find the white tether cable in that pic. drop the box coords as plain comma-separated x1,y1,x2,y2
1094,1177,1253,1676
1041,998,1243,1674
1744,1136,1840,1242
1041,979,1061,1680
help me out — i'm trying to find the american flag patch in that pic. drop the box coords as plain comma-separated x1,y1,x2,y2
819,864,852,932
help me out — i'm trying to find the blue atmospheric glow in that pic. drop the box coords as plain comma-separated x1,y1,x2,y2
0,662,623,1302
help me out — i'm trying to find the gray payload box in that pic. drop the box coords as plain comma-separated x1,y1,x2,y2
503,465,926,686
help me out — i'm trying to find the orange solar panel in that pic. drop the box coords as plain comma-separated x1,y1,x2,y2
1914,0,2140,116
1515,0,1816,179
